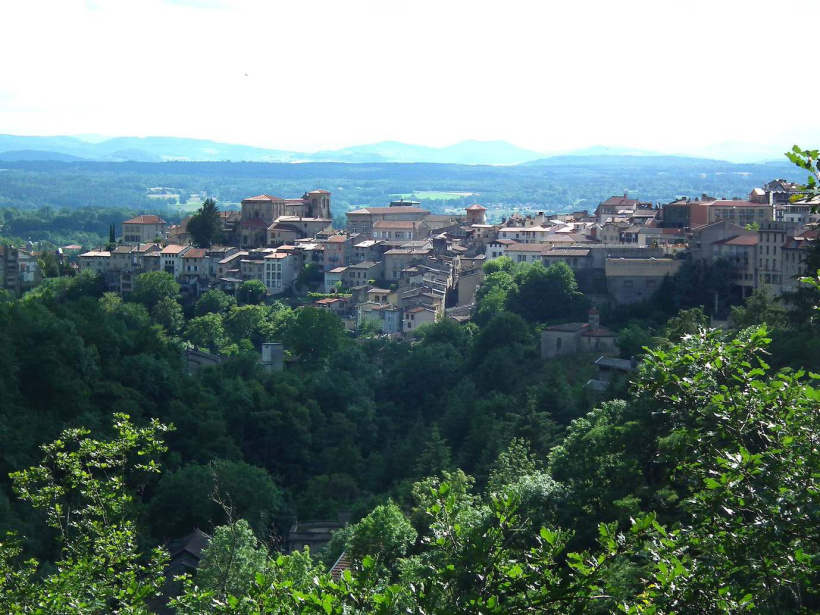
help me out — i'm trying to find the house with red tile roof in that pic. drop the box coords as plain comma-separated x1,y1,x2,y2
122,215,167,245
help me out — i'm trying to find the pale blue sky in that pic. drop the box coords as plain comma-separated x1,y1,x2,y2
1,0,817,156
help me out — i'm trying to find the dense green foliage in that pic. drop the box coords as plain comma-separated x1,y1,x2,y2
5,311,820,612
1,149,820,611
475,257,585,326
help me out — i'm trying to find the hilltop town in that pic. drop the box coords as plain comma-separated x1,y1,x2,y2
3,178,806,341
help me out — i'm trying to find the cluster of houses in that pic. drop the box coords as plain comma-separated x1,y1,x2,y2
55,178,816,344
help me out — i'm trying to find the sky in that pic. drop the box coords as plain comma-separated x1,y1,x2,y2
1,0,818,156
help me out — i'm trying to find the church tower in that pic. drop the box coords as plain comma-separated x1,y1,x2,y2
307,190,331,219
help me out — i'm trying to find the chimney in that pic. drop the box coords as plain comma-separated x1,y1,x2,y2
588,307,600,330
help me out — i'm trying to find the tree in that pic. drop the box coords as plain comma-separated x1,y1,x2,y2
236,279,267,305
132,270,181,310
729,286,785,330
345,502,416,568
195,289,237,317
475,270,516,326
187,198,223,248
414,424,453,478
661,306,709,343
185,313,227,353
786,145,820,197
224,304,287,347
416,318,474,354
36,251,61,278
634,326,820,611
0,414,170,613
151,295,184,333
483,256,517,276
616,321,654,358
508,261,584,323
295,262,323,290
195,520,268,601
471,312,534,362
148,460,285,539
357,316,382,338
282,306,344,367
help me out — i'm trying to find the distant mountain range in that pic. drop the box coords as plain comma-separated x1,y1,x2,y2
0,134,792,165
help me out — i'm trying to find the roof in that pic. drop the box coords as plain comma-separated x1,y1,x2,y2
329,266,348,273
316,297,345,305
182,248,208,259
326,235,350,243
368,287,390,293
80,250,111,257
161,244,188,254
594,356,636,371
329,552,351,581
384,248,431,255
308,189,331,194
720,235,760,247
112,246,133,254
269,224,303,234
707,199,767,208
167,530,210,561
466,204,487,211
600,196,651,208
582,327,617,338
349,260,379,269
135,243,162,252
544,249,591,257
406,305,434,314
264,252,289,259
124,215,166,225
243,194,284,202
219,252,247,264
499,226,551,233
276,216,332,223
355,207,430,215
546,322,588,332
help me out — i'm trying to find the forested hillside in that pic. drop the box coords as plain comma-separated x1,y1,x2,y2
1,244,820,611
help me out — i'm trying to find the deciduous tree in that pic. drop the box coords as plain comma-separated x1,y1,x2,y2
187,198,223,248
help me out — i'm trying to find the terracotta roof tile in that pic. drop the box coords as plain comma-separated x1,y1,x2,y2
242,194,284,202
124,215,166,225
